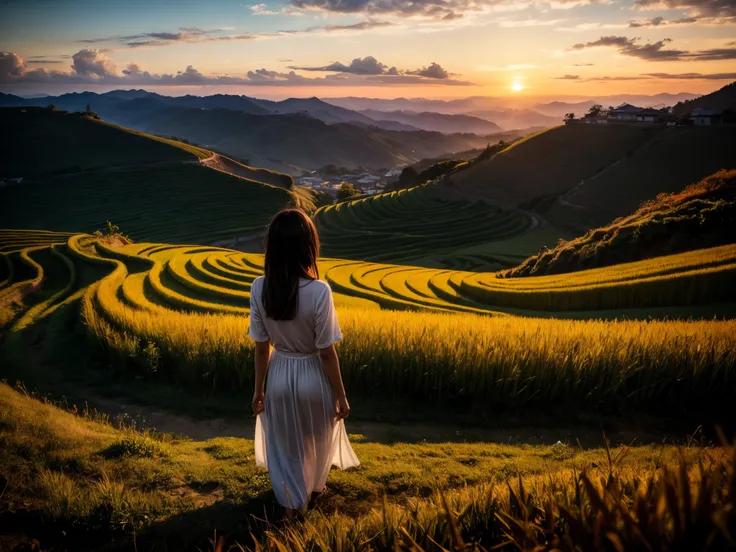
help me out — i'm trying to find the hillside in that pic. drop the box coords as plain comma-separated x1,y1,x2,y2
545,125,736,231
359,109,503,134
451,124,657,207
672,81,736,117
0,107,290,244
503,169,736,277
0,106,207,177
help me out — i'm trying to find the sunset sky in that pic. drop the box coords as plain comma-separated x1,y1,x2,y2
0,0,734,99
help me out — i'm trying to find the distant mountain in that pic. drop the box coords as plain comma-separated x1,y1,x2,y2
0,90,531,171
672,81,736,117
465,109,559,130
359,109,502,134
534,93,699,118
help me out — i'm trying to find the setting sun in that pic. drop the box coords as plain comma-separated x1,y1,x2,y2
510,79,524,92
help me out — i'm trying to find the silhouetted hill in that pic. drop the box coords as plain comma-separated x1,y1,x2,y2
503,169,736,277
672,81,736,117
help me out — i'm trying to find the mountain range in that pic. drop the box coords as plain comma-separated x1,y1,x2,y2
0,91,527,172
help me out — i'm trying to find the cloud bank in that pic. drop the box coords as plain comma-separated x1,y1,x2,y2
567,35,736,60
0,50,471,87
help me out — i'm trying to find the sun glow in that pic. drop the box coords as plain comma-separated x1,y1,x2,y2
510,79,525,92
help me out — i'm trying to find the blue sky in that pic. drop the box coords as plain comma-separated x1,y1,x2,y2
1,0,734,98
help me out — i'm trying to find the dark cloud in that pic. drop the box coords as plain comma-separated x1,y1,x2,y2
287,0,596,19
556,74,580,79
406,62,450,79
27,60,64,64
80,27,256,48
643,71,736,79
629,15,699,26
289,57,455,80
306,20,395,32
567,35,736,61
568,36,686,61
0,50,473,87
633,0,736,24
291,56,388,74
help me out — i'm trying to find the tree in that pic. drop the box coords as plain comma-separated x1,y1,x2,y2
398,167,420,188
585,104,603,118
337,182,360,201
86,103,92,113
564,112,576,122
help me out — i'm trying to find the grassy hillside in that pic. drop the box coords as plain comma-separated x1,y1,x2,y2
0,165,289,244
546,126,736,231
3,382,732,551
0,106,210,177
451,124,656,206
505,169,736,277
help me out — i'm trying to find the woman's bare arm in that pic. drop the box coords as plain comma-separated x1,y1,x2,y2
252,340,271,414
319,344,350,419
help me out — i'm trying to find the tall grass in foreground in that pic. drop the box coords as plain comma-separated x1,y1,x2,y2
258,443,735,551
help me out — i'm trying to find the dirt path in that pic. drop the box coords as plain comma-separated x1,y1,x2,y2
86,391,670,448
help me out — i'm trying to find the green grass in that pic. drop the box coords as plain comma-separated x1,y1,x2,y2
0,164,290,244
0,107,207,176
453,123,657,206
2,381,732,551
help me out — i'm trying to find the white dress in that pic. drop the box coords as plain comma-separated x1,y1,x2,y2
248,276,360,510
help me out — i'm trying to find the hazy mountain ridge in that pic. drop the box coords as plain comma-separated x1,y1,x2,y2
358,109,502,134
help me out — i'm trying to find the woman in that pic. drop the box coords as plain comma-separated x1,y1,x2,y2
249,209,359,515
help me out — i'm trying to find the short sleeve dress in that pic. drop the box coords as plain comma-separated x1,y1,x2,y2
249,276,360,510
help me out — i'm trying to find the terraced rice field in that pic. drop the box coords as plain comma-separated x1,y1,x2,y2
3,228,735,415
314,185,533,264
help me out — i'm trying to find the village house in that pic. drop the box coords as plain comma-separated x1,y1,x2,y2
691,108,724,126
608,103,642,122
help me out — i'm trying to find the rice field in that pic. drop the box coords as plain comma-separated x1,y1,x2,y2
3,228,734,418
313,185,534,265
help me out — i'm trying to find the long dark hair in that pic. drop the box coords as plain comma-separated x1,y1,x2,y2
262,209,320,320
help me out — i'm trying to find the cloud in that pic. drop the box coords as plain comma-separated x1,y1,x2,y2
0,50,473,87
78,21,393,49
287,0,605,20
580,71,736,81
633,0,736,25
566,35,736,61
306,20,395,32
643,71,736,79
289,57,458,80
291,56,388,74
72,48,118,77
556,74,580,79
405,62,450,79
569,62,594,66
0,52,24,77
629,15,701,26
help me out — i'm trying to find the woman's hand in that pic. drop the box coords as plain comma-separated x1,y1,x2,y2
252,392,265,415
336,395,350,420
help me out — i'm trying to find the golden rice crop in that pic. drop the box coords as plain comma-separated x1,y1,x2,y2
3,232,735,416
